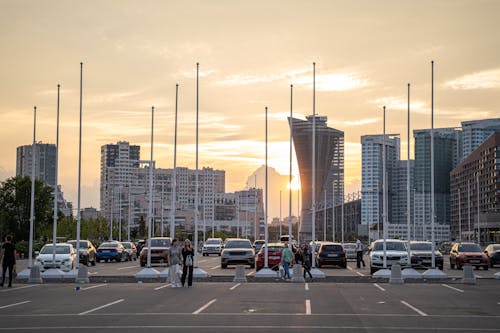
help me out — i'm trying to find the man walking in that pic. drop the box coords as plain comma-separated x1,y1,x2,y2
356,238,365,269
0,236,16,288
281,243,293,280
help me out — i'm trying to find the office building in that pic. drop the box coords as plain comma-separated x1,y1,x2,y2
16,143,57,186
461,118,500,159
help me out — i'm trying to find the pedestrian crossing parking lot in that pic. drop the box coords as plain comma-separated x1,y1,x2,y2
0,282,499,332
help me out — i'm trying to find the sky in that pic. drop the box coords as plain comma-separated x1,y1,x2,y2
1,0,499,220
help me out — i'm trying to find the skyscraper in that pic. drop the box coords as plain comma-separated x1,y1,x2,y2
16,142,57,186
289,115,344,240
461,118,500,159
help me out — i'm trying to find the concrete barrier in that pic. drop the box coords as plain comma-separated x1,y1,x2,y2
389,264,403,284
233,265,247,283
28,266,42,284
75,265,90,284
291,264,305,283
462,264,476,285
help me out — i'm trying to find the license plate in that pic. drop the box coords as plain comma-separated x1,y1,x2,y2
102,250,110,252
469,260,480,264
328,254,338,257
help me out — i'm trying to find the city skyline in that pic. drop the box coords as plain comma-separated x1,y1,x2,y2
2,0,500,212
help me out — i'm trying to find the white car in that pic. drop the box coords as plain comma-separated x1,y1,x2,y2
343,243,357,260
369,239,409,274
35,243,77,272
202,238,223,256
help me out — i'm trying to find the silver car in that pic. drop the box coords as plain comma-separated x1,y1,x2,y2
221,238,255,269
343,243,357,260
202,238,223,256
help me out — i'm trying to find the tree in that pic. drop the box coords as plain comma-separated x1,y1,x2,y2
0,176,53,243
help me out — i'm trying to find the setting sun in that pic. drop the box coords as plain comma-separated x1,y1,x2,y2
286,176,301,191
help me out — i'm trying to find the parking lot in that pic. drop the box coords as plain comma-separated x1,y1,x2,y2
1,281,499,332
15,254,500,279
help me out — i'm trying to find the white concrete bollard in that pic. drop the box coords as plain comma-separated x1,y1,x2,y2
233,265,247,283
28,266,42,284
389,264,404,284
462,264,476,285
291,264,305,283
75,264,90,284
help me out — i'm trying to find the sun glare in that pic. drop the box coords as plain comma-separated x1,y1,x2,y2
286,177,301,191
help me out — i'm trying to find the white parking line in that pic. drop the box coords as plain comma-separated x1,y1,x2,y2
81,284,108,291
193,299,217,314
246,271,255,276
347,266,353,271
0,301,31,309
356,272,365,276
305,299,311,315
373,283,386,292
305,283,309,291
209,265,220,270
117,265,139,271
229,283,241,290
78,299,124,316
441,284,464,293
400,300,428,316
88,271,98,275
476,274,483,278
0,285,38,293
154,284,172,290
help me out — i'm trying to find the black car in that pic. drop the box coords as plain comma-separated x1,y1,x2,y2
67,240,97,266
315,242,346,268
409,241,444,270
484,244,500,268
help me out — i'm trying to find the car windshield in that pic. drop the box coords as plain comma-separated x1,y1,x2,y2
492,245,500,251
458,244,481,252
225,241,252,249
205,240,221,245
40,245,71,254
373,242,406,251
411,243,432,251
261,246,284,253
321,245,343,252
122,243,131,249
150,239,171,247
68,241,88,249
99,242,118,248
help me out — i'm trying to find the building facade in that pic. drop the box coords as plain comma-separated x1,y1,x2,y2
461,118,500,159
289,115,344,241
16,143,57,186
450,132,500,243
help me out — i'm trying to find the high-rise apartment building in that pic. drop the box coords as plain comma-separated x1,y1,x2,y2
16,143,57,186
461,118,500,159
289,115,344,241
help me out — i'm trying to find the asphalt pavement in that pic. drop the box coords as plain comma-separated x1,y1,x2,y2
0,281,499,332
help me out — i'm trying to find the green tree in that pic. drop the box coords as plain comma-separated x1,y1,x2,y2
0,176,53,243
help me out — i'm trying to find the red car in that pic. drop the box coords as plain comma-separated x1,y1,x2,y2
449,242,488,270
139,237,171,267
255,242,285,271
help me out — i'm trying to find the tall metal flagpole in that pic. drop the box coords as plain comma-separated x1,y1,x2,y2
341,188,344,244
311,62,317,268
170,83,178,239
264,106,269,268
128,184,132,241
28,106,37,270
382,106,387,269
160,183,164,237
110,189,114,240
288,84,293,247
51,85,60,267
406,83,412,260
323,190,326,241
118,187,122,241
477,174,480,244
458,187,461,242
468,179,471,241
254,175,257,241
332,177,335,242
195,63,200,264
147,106,155,268
430,60,436,269
279,190,282,238
76,62,83,268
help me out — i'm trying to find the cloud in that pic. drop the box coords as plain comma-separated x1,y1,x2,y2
334,118,379,126
215,67,369,91
444,69,500,90
371,96,427,112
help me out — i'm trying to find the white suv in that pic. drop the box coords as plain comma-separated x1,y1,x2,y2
369,239,409,274
202,238,223,256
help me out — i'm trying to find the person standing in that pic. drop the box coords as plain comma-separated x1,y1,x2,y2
281,242,293,280
301,244,313,279
168,239,182,288
356,238,366,269
0,236,16,288
181,239,194,287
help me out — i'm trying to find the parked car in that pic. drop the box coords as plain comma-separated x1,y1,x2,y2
96,241,129,263
309,241,324,255
409,241,443,270
315,242,347,268
202,238,223,256
67,240,97,266
255,242,285,271
121,241,138,261
253,240,265,253
221,238,255,269
139,237,171,267
343,243,357,260
369,239,410,274
449,242,488,270
484,244,500,267
35,243,77,272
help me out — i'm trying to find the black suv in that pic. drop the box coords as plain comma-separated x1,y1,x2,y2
410,241,444,270
67,240,97,266
315,242,347,268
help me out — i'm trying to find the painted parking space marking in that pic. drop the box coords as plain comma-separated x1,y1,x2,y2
229,283,241,290
373,283,386,292
0,285,38,293
154,284,172,290
246,271,255,276
193,299,217,314
0,301,30,310
209,265,220,270
117,265,139,271
400,300,428,316
441,284,464,293
78,299,124,316
305,283,309,291
88,271,98,275
81,284,108,291
356,272,365,276
305,299,311,315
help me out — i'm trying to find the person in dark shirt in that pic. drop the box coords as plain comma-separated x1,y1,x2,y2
1,235,17,288
181,239,194,287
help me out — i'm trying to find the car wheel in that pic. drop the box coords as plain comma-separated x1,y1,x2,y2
105,259,109,263
221,263,227,269
484,266,488,270
341,263,347,269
